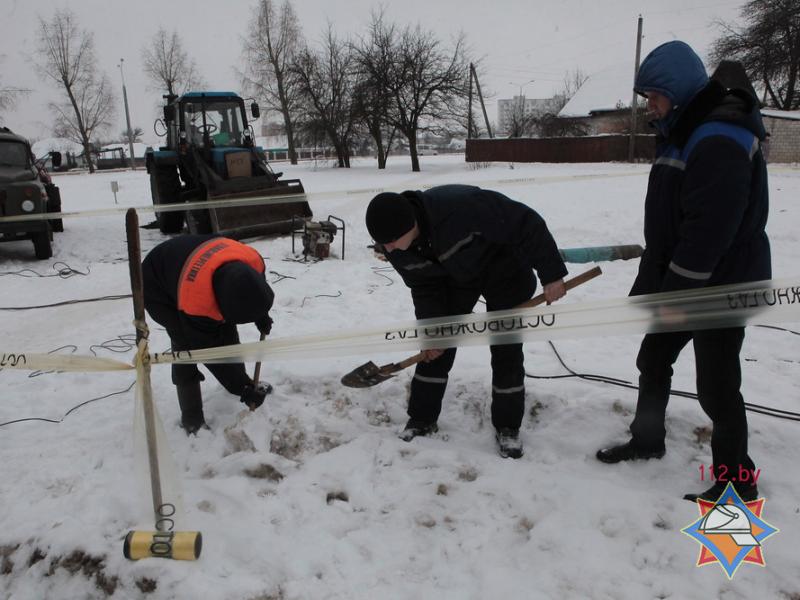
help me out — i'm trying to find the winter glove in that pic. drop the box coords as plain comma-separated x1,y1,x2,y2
255,314,273,336
240,381,273,410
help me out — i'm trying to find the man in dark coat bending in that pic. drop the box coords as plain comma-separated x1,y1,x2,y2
596,42,771,503
143,235,275,434
366,184,567,458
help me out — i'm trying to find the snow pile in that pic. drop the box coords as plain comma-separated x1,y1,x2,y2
1,155,798,599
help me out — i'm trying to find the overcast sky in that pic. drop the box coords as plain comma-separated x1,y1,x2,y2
1,0,744,142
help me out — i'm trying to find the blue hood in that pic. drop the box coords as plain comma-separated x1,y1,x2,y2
635,41,709,135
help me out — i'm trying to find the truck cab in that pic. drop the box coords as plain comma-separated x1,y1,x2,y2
0,127,62,259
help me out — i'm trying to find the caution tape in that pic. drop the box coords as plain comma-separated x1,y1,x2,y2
0,351,132,372
0,170,644,224
0,191,310,224
148,277,800,366
4,278,798,373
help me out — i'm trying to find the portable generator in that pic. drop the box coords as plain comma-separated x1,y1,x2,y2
291,215,345,260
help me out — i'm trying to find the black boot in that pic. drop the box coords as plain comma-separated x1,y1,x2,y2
398,419,438,442
496,428,524,459
684,481,759,503
177,382,207,435
596,439,665,464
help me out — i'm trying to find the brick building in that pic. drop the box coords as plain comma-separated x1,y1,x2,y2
761,109,800,163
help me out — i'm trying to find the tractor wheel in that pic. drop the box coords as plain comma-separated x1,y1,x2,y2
32,230,53,260
150,166,184,234
185,207,213,235
45,184,63,232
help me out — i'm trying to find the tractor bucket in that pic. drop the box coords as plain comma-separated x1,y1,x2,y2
186,177,310,237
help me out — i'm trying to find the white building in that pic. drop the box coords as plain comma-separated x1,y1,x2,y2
497,95,553,134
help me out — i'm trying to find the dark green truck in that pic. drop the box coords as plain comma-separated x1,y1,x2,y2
0,127,62,259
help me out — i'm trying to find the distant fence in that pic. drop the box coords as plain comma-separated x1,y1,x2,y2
466,135,656,163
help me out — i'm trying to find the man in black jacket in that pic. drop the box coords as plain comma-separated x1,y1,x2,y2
596,42,771,502
366,184,567,458
143,235,275,434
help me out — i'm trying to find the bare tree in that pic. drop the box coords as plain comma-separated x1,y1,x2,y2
505,100,539,138
241,0,304,164
562,68,589,100
710,0,800,109
34,8,115,173
120,126,145,144
0,56,30,116
353,11,399,169
292,26,360,167
549,68,589,114
50,73,116,155
386,24,470,171
534,113,589,137
141,28,205,97
0,84,29,116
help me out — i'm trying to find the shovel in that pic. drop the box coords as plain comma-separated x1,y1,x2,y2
341,266,602,388
246,332,267,411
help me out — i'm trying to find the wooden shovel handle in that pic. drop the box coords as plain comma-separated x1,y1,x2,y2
252,332,266,384
394,352,427,371
517,265,602,309
390,266,603,372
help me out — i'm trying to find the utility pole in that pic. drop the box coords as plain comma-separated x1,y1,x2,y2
470,63,493,139
118,58,136,170
467,67,474,138
628,15,643,162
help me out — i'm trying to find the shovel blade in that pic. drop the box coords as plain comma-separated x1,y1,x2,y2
340,361,396,388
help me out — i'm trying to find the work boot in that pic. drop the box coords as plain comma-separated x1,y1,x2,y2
596,439,665,464
683,481,759,503
496,428,524,459
398,419,438,442
177,382,207,435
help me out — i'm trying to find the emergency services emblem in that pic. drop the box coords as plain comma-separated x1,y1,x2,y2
681,482,778,578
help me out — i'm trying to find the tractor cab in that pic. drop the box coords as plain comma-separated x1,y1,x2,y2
177,93,254,150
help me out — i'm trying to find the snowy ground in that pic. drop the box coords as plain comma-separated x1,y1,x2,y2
1,154,799,599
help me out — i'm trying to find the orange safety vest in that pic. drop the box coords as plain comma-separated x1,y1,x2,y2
177,238,265,321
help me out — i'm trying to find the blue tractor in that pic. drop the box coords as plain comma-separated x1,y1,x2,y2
145,91,310,236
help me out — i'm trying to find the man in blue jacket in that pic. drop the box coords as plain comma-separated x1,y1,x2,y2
596,42,770,502
366,185,567,458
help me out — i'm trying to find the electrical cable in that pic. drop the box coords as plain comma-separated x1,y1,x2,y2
300,290,342,307
371,265,396,286
0,262,89,279
268,270,296,284
89,334,137,356
0,294,131,311
755,324,800,337
27,345,78,378
526,340,800,423
0,263,304,312
0,381,135,427
0,332,150,427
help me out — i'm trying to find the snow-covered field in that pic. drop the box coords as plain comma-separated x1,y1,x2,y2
1,154,799,599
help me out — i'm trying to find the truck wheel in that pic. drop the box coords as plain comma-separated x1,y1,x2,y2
150,167,184,234
46,184,63,232
32,231,53,260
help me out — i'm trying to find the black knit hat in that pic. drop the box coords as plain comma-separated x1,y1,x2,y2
212,261,274,324
365,192,415,243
